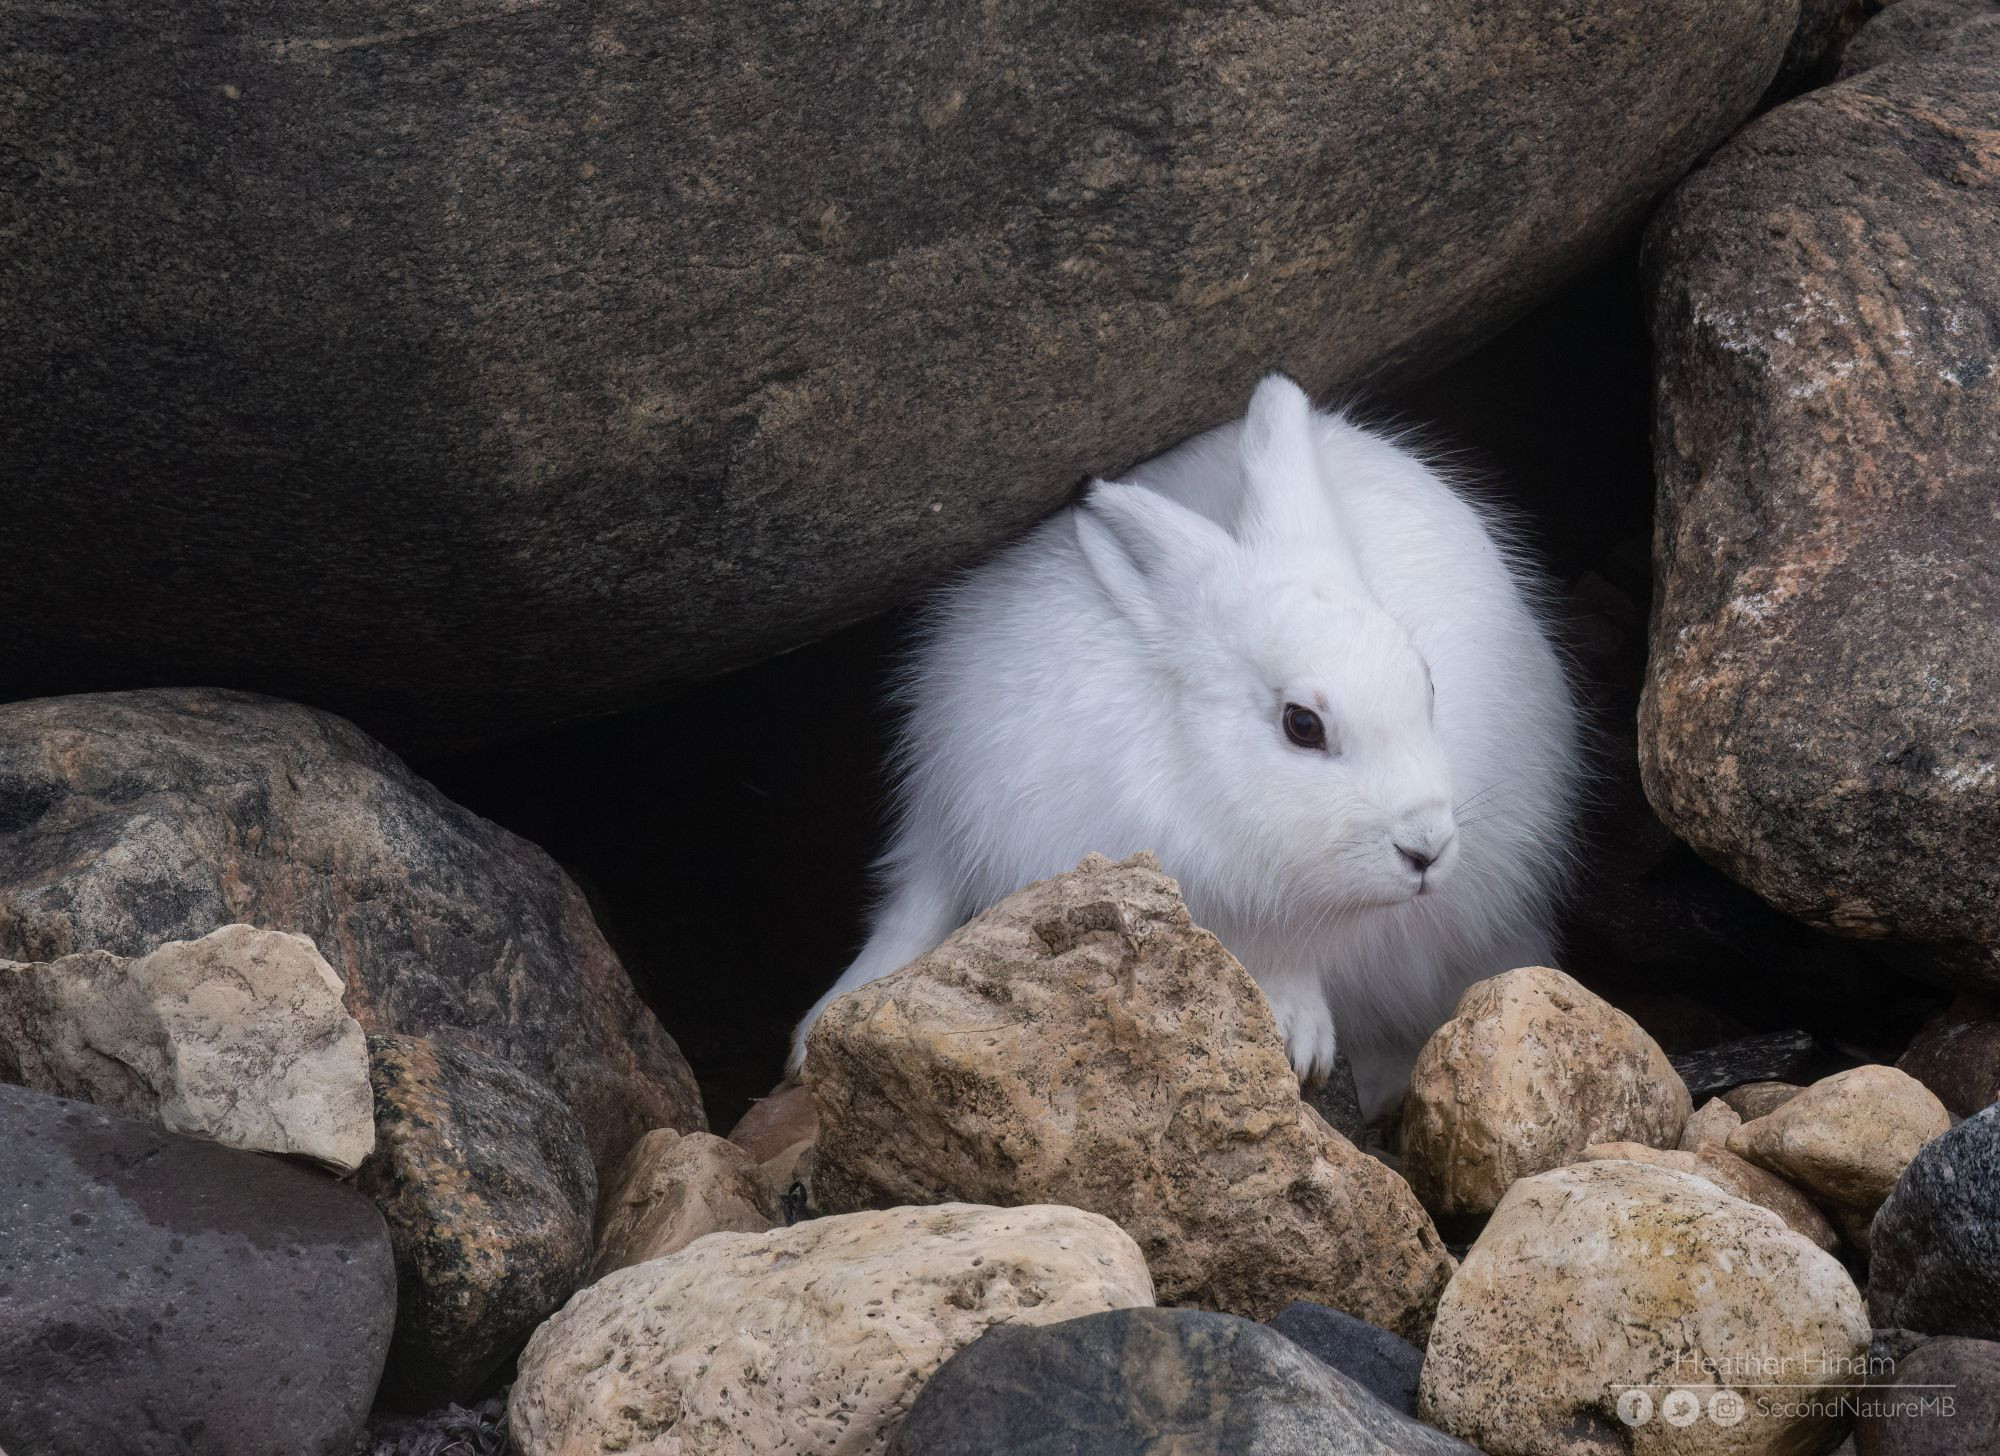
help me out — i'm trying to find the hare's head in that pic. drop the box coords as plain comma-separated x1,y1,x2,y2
1075,374,1457,913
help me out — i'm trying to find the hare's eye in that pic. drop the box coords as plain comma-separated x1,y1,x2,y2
1282,703,1327,751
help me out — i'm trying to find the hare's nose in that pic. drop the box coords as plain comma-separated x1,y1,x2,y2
1397,844,1437,874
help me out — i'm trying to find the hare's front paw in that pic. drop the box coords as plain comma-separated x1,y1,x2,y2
1267,983,1339,1087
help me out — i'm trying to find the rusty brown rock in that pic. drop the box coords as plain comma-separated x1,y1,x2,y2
1401,967,1693,1223
1,2,1799,748
805,853,1454,1343
0,689,703,1172
353,1034,597,1410
589,1129,777,1282
1641,2,2000,987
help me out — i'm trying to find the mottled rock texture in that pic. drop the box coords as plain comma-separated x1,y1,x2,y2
0,1,1799,748
589,1127,777,1282
1726,1064,1949,1220
0,1082,396,1456
1869,1104,2000,1341
1897,992,2000,1117
1642,1,2000,986
1401,966,1692,1222
509,1202,1154,1456
356,1035,596,1410
0,923,373,1171
0,689,703,1170
888,1307,1479,1456
1419,1160,1869,1456
806,854,1455,1341
1583,1141,1839,1251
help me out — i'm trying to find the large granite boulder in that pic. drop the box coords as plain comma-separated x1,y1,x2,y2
0,1082,396,1456
1641,0,2000,986
1,1,1797,748
0,689,703,1171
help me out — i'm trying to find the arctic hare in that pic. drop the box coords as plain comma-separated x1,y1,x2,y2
794,374,1580,1109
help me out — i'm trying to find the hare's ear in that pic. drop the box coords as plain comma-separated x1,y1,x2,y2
1075,480,1235,633
1237,373,1340,551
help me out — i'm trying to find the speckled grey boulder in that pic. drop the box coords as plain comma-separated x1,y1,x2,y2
888,1306,1477,1455
0,1081,396,1456
1,1,1797,748
1869,1105,2000,1341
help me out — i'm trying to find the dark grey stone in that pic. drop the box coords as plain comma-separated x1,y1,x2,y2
1869,1105,2000,1340
1670,1030,1817,1101
1304,1053,1367,1143
1855,1337,2000,1456
887,1306,1478,1455
1269,1302,1425,1417
0,1,1798,750
0,688,704,1174
0,1081,397,1456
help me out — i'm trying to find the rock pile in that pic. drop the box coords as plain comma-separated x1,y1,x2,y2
803,852,1455,1340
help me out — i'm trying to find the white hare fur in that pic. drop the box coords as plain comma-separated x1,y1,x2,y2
793,374,1580,1110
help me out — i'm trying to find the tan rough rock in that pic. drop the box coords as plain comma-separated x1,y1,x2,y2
0,924,373,1171
1401,966,1693,1221
804,853,1455,1341
1420,1160,1869,1456
757,1138,817,1211
1723,1080,1804,1120
1583,1142,1838,1252
508,1202,1154,1456
727,1080,818,1162
589,1129,777,1282
1679,1096,1745,1152
1727,1065,1951,1218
